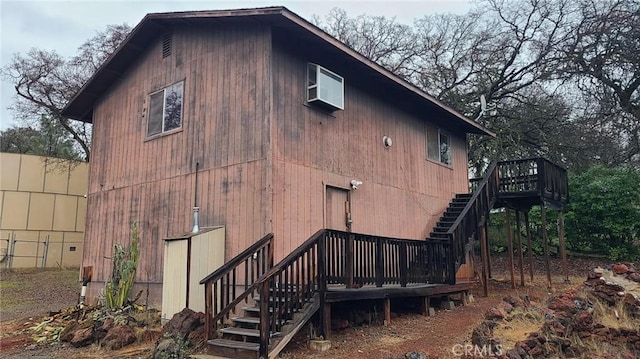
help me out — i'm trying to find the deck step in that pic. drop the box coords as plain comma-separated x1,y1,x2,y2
450,201,468,206
219,327,261,337
207,338,259,351
452,198,470,203
456,193,473,199
430,233,450,239
232,316,260,325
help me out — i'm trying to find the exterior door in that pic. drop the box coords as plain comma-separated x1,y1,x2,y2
325,186,351,231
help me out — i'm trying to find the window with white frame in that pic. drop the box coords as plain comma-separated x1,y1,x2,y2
307,63,344,111
426,124,452,165
147,81,184,137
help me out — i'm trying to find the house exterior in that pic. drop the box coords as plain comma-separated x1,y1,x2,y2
62,7,493,306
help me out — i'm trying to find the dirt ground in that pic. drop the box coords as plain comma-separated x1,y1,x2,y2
0,255,615,358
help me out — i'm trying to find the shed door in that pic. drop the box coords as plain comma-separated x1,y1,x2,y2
325,186,351,231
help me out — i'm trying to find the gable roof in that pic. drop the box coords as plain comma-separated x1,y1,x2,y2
61,6,494,136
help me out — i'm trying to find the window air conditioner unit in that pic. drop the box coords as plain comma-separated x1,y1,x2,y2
307,63,344,111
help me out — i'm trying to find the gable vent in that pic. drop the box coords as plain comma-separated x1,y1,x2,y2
162,33,172,58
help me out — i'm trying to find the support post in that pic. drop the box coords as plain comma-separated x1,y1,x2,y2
558,211,569,284
383,298,391,326
505,208,516,289
524,211,534,282
479,224,489,297
485,224,492,279
541,204,552,289
323,303,332,340
515,211,525,287
421,296,434,316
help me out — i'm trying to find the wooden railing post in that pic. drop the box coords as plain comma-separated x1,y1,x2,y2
375,238,384,287
345,234,354,288
536,158,545,197
259,281,269,358
205,283,212,340
317,233,329,340
399,242,407,287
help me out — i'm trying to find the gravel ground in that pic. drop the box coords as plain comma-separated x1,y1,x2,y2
0,267,80,322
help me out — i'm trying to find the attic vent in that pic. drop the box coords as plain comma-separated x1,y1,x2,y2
162,33,172,58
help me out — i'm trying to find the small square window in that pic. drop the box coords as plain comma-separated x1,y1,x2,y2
426,124,452,166
147,81,184,137
307,63,344,111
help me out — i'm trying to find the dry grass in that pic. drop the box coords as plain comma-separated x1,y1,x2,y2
492,308,545,349
591,297,640,330
569,335,629,359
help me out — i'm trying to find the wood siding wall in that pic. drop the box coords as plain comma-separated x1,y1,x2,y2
269,39,469,259
87,23,272,284
86,20,472,292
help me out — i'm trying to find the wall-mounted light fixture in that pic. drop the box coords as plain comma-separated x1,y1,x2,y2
350,180,363,190
383,135,392,148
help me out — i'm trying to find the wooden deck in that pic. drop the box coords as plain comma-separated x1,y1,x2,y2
325,281,474,302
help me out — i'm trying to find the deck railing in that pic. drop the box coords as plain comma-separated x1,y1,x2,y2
199,229,454,357
199,233,274,338
469,157,568,205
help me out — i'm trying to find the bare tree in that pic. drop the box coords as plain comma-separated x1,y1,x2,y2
560,0,640,166
1,24,130,161
313,8,419,78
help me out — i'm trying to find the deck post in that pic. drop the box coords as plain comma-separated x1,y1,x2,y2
485,224,492,279
323,303,332,340
318,234,330,340
541,204,552,289
479,224,489,297
399,242,408,287
524,211,534,282
259,282,270,358
375,238,384,287
505,208,516,289
558,211,570,284
345,234,354,288
515,211,525,287
205,282,212,340
383,298,391,326
421,296,434,316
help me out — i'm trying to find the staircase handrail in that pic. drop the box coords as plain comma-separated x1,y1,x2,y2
200,232,274,284
254,229,327,358
446,162,499,271
200,233,274,341
447,162,498,235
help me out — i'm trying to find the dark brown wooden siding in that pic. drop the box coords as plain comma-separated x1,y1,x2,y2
86,23,273,283
269,38,469,259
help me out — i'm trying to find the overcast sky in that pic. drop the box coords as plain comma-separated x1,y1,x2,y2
0,0,473,130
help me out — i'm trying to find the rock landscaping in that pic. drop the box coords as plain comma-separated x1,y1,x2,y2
471,263,640,359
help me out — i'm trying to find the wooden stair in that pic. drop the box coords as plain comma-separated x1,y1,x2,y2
207,288,319,359
428,193,471,242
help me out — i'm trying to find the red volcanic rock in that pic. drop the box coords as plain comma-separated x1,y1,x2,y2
612,263,630,275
